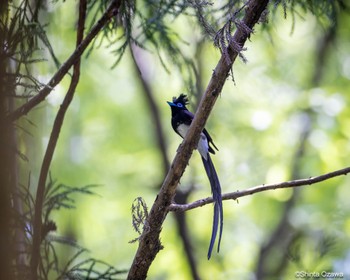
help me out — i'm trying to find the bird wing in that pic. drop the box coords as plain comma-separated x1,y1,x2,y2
203,128,219,154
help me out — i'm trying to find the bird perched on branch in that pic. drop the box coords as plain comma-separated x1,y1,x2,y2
167,94,223,259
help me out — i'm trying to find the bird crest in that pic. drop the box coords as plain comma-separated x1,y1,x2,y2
173,94,189,106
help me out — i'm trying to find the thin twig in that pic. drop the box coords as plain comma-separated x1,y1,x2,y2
7,0,121,122
169,166,350,212
256,112,311,279
30,1,88,279
127,0,270,279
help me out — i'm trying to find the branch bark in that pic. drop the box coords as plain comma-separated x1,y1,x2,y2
127,0,269,279
169,166,350,212
130,45,202,280
7,0,121,122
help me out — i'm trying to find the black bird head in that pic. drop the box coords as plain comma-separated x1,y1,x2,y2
167,94,189,113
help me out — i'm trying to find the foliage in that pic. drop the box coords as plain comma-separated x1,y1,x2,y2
0,0,58,100
130,197,149,243
12,175,124,279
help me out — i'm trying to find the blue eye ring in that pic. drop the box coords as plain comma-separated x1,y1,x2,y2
177,103,183,108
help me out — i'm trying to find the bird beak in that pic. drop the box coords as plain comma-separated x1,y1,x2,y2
167,101,176,107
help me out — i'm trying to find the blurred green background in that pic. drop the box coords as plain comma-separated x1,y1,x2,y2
17,1,350,279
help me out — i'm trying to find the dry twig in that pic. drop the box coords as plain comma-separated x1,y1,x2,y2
169,166,350,212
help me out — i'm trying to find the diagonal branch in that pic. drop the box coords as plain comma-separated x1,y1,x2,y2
130,44,201,280
169,166,350,212
7,0,121,122
127,0,269,279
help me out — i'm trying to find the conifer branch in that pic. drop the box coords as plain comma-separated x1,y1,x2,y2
7,0,121,122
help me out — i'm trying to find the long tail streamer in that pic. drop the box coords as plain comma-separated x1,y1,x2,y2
201,154,223,259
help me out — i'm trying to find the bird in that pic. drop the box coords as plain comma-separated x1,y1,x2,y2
167,94,223,259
